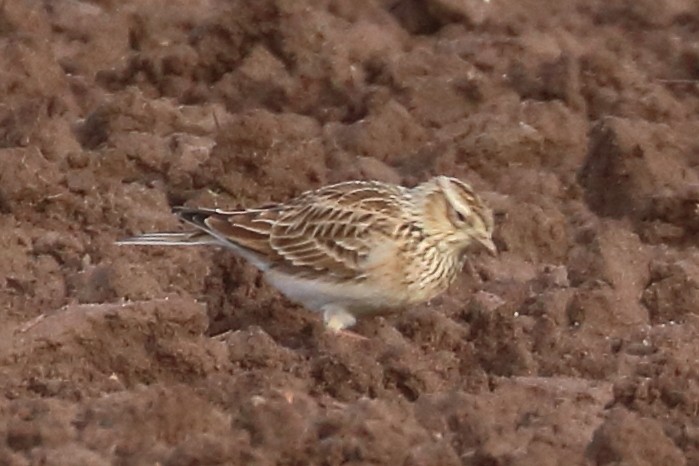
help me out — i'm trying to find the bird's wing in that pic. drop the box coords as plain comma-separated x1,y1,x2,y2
268,182,407,279
181,182,407,279
268,205,377,279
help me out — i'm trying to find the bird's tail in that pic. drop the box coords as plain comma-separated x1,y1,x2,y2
117,206,275,253
116,230,219,246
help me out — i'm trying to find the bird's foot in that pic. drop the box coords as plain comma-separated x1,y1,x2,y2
322,306,366,340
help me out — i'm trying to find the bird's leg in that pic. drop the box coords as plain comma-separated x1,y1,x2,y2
323,305,356,331
322,305,365,340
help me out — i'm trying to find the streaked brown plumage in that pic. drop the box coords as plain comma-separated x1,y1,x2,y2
119,176,496,331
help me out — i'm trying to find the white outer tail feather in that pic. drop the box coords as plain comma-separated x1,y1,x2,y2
116,232,219,247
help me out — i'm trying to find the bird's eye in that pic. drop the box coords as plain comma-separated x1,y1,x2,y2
456,211,466,223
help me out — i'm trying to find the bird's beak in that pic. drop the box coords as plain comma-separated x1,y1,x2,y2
479,237,497,256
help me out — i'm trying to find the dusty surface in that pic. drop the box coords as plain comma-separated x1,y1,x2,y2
2,0,699,464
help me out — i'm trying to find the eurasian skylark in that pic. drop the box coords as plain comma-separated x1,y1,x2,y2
119,176,496,331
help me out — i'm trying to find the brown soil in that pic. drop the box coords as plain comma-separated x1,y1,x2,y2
2,0,699,464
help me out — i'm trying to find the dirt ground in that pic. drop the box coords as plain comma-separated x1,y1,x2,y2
2,0,699,464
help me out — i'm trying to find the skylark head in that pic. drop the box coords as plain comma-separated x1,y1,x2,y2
413,176,496,256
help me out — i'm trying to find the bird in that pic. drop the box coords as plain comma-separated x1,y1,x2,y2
118,176,496,332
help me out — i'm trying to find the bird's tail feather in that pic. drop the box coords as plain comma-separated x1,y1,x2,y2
116,231,219,246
